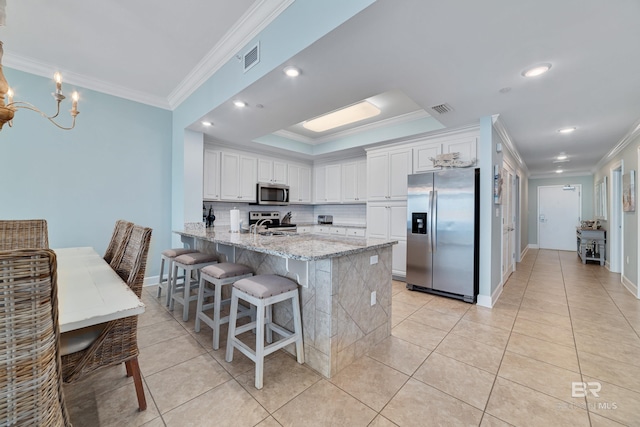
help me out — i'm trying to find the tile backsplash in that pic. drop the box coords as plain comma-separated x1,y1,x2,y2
202,202,366,227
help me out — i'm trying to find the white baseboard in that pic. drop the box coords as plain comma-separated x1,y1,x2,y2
520,246,529,260
621,274,639,299
528,244,539,250
477,282,504,308
143,275,160,287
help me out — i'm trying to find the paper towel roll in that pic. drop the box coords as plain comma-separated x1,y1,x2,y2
230,208,240,232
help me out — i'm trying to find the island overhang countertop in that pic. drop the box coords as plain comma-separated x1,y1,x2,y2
174,227,397,261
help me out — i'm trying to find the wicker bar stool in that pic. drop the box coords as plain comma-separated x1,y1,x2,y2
170,252,219,321
225,274,304,389
195,263,254,350
157,248,199,306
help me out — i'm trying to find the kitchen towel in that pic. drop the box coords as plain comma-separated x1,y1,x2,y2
230,208,240,232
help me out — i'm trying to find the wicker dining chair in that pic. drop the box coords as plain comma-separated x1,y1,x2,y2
103,219,134,266
62,224,152,411
0,219,49,250
0,248,72,426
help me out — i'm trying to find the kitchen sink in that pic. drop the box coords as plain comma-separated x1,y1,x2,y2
258,230,290,236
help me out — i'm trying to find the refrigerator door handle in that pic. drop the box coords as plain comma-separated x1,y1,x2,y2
433,190,438,252
428,190,434,252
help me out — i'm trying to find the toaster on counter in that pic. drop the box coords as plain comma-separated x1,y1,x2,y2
317,215,333,224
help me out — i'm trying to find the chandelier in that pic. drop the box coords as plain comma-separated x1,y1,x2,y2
0,1,79,130
0,44,79,131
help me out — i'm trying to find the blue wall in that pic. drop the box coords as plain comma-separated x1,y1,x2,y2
0,68,172,277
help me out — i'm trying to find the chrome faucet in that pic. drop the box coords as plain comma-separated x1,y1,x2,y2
253,219,272,235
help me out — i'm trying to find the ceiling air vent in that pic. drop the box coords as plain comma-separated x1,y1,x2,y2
430,103,454,114
243,43,260,72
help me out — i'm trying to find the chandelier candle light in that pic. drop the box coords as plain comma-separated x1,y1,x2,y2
0,0,80,130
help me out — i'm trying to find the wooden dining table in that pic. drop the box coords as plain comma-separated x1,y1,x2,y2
54,247,145,333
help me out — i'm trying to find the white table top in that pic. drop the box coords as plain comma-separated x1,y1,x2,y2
55,247,145,333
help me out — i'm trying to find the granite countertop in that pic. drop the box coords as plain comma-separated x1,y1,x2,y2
174,226,396,261
297,222,367,229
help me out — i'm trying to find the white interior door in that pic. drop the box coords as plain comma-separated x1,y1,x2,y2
538,185,582,250
610,167,622,273
502,165,515,282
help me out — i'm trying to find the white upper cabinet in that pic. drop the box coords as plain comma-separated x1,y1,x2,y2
314,163,341,203
288,163,312,204
342,159,367,203
220,152,257,202
258,159,288,184
203,148,221,200
413,144,442,173
413,135,477,173
367,148,412,201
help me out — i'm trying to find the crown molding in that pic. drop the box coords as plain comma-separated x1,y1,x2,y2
3,0,294,111
491,114,529,176
167,0,295,109
4,52,171,109
273,110,432,145
593,117,640,173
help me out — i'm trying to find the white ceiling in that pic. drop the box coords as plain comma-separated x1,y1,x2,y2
4,0,640,177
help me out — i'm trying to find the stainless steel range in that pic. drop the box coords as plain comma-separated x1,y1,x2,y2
248,211,296,232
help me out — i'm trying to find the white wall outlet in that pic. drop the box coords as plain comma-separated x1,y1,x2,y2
370,255,378,265
370,291,376,306
627,256,630,264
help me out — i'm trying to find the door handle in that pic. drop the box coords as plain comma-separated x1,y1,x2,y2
433,190,438,252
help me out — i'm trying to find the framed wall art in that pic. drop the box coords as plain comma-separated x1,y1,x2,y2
623,170,635,212
494,165,503,205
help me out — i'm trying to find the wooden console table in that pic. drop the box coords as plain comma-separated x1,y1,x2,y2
576,228,606,265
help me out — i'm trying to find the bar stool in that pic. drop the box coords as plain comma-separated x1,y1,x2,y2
225,274,304,389
157,248,199,306
195,263,254,350
170,252,218,321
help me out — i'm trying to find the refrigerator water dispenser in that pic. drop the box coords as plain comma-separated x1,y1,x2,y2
411,213,427,234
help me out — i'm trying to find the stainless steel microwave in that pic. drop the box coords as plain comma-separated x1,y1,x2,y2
256,182,289,205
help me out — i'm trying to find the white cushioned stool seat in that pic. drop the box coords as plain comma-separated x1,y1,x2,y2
195,263,254,350
157,247,199,306
225,274,303,389
234,274,298,299
162,248,198,258
202,263,252,279
170,252,218,321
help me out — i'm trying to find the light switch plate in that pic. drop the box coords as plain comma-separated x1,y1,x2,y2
370,291,376,306
370,255,378,265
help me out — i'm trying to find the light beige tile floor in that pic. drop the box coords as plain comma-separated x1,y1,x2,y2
64,249,640,426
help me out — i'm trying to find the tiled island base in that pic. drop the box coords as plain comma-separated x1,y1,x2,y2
197,239,392,378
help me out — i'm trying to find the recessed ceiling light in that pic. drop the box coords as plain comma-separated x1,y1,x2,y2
233,100,247,108
303,101,381,133
555,169,564,174
201,121,212,126
521,63,552,77
557,127,576,134
556,153,568,160
283,66,301,77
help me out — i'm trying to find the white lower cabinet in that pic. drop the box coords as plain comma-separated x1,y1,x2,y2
367,201,407,277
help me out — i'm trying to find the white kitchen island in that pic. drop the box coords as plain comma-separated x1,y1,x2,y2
175,227,396,378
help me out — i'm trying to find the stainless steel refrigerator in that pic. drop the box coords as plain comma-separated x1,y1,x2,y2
406,168,479,303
